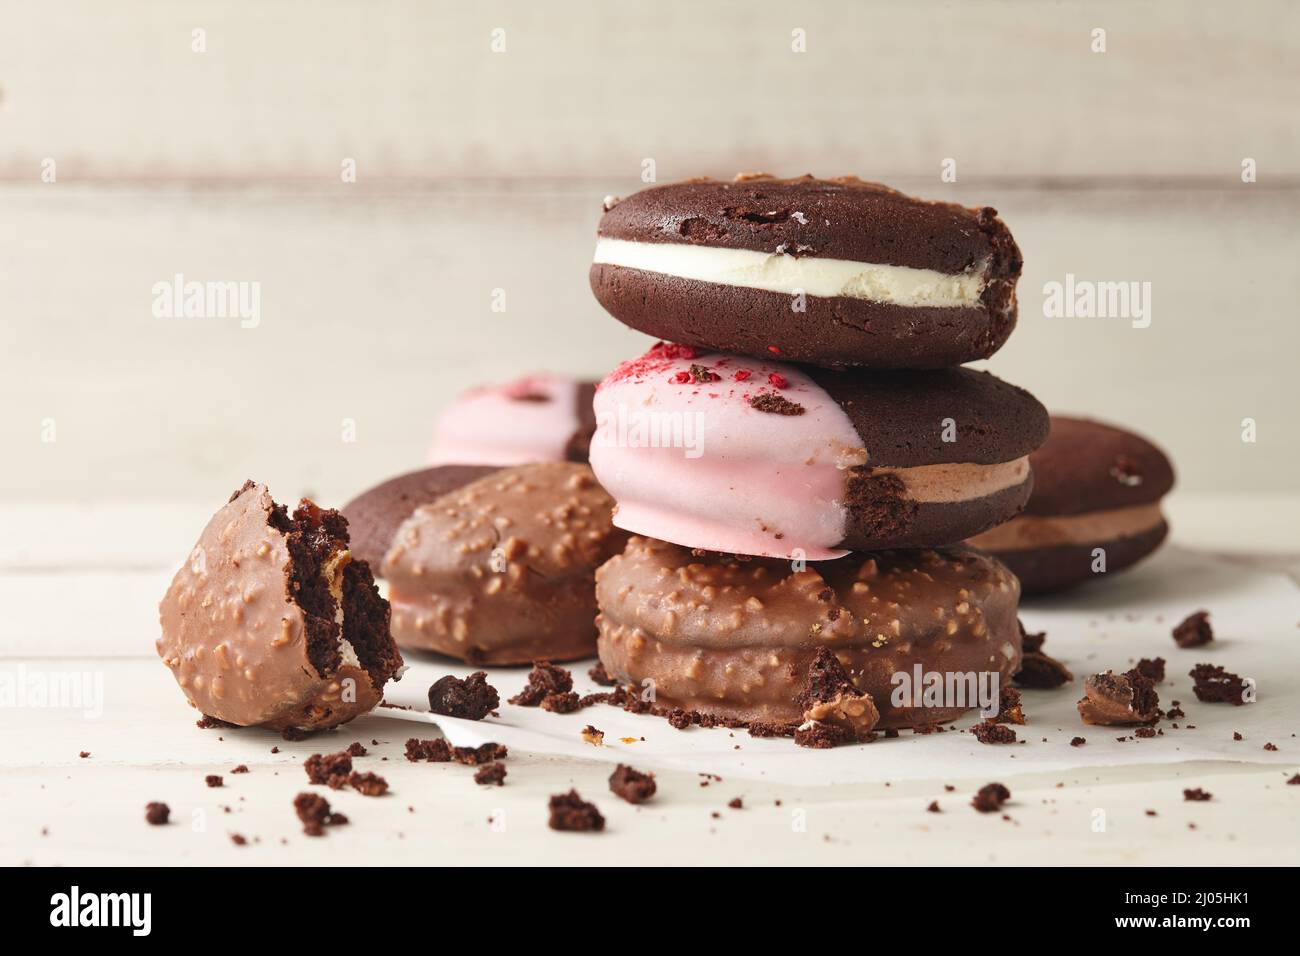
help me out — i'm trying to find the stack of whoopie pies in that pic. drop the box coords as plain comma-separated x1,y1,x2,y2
586,174,1052,742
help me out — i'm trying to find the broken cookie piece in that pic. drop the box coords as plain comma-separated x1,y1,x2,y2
796,648,879,743
157,481,404,732
1077,669,1160,726
427,672,499,720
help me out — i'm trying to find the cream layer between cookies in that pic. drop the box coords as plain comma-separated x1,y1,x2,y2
968,503,1165,552
593,237,987,308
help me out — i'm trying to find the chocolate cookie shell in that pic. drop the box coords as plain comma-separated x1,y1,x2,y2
595,537,1023,730
342,465,498,572
967,416,1175,595
156,482,403,731
383,462,628,664
591,175,1021,369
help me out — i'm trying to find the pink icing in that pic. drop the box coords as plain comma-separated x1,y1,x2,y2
428,373,578,466
589,345,866,560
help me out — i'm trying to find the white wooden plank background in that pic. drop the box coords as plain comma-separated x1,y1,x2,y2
3,0,1297,182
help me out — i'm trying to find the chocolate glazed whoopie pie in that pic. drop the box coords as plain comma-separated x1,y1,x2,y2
591,175,1022,370
588,343,1048,559
345,462,627,665
967,416,1175,594
157,482,403,731
596,538,1022,730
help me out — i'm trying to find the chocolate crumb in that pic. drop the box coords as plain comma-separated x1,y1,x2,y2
747,720,796,738
145,802,170,825
609,764,657,804
428,671,500,720
972,783,1010,813
728,797,743,809
1135,657,1166,682
926,800,941,813
1070,736,1087,746
1189,663,1249,705
453,742,508,766
205,774,223,788
196,715,234,730
1183,787,1212,802
280,726,310,742
294,792,347,835
348,771,389,796
1173,611,1213,648
304,751,352,788
972,722,1017,744
509,661,573,707
1015,649,1073,689
748,393,806,416
1135,726,1157,739
588,662,617,686
474,762,507,786
794,721,856,749
346,742,368,757
1264,742,1279,752
230,833,247,846
548,789,605,832
1233,732,1243,741
79,751,90,759
1286,774,1300,785
404,737,453,762
541,691,582,714
988,685,1025,725
1018,621,1046,654
230,764,248,774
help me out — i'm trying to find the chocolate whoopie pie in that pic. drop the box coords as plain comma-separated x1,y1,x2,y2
428,373,598,467
157,481,403,731
591,174,1022,370
596,537,1023,730
351,462,627,665
967,416,1175,594
588,343,1048,559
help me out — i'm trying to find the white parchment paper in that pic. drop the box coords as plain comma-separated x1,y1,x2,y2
380,547,1300,784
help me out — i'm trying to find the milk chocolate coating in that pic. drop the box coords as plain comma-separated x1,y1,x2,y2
343,465,498,572
156,482,403,731
593,175,1022,369
596,537,1023,729
384,462,628,664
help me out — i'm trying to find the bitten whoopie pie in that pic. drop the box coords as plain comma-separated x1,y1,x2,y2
591,174,1022,370
428,372,598,467
967,416,1175,595
157,481,403,731
349,462,627,665
588,342,1048,559
596,537,1023,731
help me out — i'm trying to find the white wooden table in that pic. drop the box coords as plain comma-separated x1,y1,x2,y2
2,494,1297,866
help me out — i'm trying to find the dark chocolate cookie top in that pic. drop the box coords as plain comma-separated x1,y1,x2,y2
807,366,1050,468
1024,416,1175,516
598,174,1022,278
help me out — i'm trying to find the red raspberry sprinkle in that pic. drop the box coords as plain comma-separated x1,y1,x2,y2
670,371,692,384
733,370,752,382
768,372,788,389
654,342,699,361
768,345,782,355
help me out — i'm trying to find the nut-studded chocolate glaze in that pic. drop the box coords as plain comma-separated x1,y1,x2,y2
596,537,1022,729
343,465,499,572
384,462,628,664
156,482,403,731
592,175,1022,369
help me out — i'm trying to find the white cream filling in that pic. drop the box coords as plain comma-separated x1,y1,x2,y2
593,237,987,308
